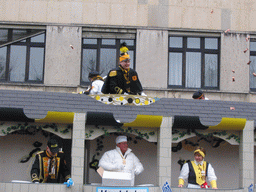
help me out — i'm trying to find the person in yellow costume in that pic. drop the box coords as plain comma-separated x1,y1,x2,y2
178,147,217,189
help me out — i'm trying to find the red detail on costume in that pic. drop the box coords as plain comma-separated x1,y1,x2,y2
201,182,209,188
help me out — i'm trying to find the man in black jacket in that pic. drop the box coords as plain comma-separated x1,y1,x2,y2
101,43,145,95
31,138,73,185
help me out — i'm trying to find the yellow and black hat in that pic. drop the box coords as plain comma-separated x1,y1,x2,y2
119,42,130,62
47,138,59,153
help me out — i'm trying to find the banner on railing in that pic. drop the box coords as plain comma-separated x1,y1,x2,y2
96,187,148,192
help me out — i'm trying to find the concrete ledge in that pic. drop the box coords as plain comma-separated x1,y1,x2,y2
0,182,249,192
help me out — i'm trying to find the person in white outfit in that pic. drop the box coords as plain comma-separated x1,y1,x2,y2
83,71,104,95
178,147,217,189
98,135,144,176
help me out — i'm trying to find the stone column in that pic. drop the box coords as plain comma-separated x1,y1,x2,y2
136,29,168,90
71,113,86,189
44,26,82,87
157,117,173,187
239,120,254,188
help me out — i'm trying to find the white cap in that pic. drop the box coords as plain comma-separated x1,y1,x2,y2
116,136,127,144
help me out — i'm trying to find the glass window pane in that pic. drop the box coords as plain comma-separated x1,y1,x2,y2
12,30,28,41
169,37,183,48
10,45,26,82
169,53,182,86
0,29,8,42
205,54,218,87
249,56,256,89
100,48,116,77
250,41,256,51
102,39,115,45
83,39,97,44
185,52,201,88
187,37,200,49
81,49,97,82
29,47,44,81
121,40,134,46
0,47,7,79
205,38,218,49
31,34,45,43
128,50,134,69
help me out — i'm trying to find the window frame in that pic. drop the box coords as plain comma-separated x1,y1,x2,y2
0,29,46,83
249,38,256,92
80,38,136,85
168,35,221,90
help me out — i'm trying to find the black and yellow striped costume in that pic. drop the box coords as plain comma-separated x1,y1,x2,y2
102,66,143,95
31,150,70,183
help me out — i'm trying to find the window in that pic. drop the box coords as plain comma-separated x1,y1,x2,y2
0,29,45,83
168,36,220,89
81,39,135,85
249,39,256,91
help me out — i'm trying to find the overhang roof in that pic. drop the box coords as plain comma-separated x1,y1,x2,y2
0,89,255,128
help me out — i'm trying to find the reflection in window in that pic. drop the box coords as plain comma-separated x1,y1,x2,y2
0,29,45,83
250,42,256,52
168,36,219,89
169,37,183,48
249,38,256,91
205,38,218,50
31,34,45,43
102,39,115,45
81,38,135,84
83,39,97,44
205,54,218,87
128,51,134,69
0,29,8,42
0,47,7,79
81,49,97,82
29,47,44,81
12,30,29,42
100,49,116,77
121,39,134,46
187,37,200,49
250,56,256,89
10,45,26,82
169,53,182,86
186,52,201,88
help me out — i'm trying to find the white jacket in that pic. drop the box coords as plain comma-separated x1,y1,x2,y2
99,147,144,175
89,80,104,95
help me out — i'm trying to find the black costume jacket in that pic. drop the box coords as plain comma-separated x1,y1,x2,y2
31,150,71,183
101,66,143,95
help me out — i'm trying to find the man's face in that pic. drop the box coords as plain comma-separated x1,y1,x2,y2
194,153,203,162
120,60,130,70
199,95,205,100
47,146,57,157
117,141,128,153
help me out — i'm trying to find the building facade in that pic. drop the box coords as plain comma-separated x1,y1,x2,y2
1,0,256,101
1,1,256,192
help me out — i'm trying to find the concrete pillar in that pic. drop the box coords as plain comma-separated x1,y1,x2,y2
239,120,254,188
157,117,172,187
220,33,249,92
71,113,86,185
136,29,168,89
44,26,82,87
